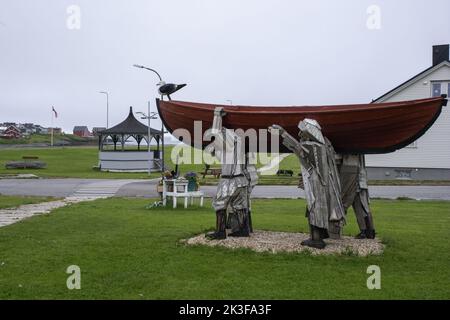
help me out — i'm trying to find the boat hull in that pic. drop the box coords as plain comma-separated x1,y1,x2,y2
156,96,446,154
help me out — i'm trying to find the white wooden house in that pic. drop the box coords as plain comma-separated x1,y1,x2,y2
366,44,450,180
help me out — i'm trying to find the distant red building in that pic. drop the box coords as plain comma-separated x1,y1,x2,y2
0,125,22,139
73,126,90,137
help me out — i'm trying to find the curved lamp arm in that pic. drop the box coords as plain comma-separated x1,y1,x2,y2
133,64,163,82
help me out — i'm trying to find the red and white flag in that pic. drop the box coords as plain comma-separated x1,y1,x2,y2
52,106,58,118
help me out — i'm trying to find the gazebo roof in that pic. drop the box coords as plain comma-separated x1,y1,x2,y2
100,107,161,136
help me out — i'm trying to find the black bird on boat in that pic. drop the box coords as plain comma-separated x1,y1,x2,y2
157,81,186,100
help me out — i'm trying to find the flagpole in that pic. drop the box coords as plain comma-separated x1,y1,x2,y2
51,107,54,147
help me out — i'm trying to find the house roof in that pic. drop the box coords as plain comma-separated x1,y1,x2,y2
100,107,162,136
73,126,89,131
373,60,450,102
6,125,20,131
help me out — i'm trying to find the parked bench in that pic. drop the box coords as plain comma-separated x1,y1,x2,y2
201,165,222,178
276,169,294,176
5,155,46,170
5,161,46,169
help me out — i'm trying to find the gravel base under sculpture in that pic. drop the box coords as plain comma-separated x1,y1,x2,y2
183,230,384,256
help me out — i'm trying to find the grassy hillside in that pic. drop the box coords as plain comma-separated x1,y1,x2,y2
0,133,94,145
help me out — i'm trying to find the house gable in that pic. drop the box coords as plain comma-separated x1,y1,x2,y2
366,62,450,171
374,61,450,103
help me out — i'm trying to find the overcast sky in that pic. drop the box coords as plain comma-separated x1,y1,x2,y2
0,0,449,133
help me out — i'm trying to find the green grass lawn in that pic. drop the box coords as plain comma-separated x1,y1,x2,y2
0,147,157,179
0,146,299,182
0,195,57,209
0,198,449,299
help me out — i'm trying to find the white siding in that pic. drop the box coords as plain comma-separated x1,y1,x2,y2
99,151,162,171
366,63,450,169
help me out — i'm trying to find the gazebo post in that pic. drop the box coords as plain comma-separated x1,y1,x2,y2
98,134,102,151
136,135,143,151
121,134,125,151
112,135,117,151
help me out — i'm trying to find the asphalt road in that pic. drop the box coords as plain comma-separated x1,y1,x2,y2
1,178,450,200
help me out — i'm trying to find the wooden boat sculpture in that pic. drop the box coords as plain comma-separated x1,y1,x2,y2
156,95,447,154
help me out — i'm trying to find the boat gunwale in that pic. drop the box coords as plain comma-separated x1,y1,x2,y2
162,96,445,115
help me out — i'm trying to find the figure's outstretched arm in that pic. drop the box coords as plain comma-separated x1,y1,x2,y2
269,124,302,154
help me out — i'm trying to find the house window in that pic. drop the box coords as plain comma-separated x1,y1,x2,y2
432,82,441,97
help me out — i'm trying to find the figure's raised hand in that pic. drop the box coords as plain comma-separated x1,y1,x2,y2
268,124,285,134
214,107,227,117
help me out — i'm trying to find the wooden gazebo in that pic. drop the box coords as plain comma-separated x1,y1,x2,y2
98,107,162,172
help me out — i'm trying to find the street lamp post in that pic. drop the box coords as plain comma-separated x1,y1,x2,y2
133,64,166,172
137,106,158,175
99,91,109,128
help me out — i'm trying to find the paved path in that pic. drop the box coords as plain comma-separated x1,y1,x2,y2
1,178,450,200
0,200,67,227
0,197,109,228
68,179,144,199
0,179,144,228
0,178,146,198
0,197,105,228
